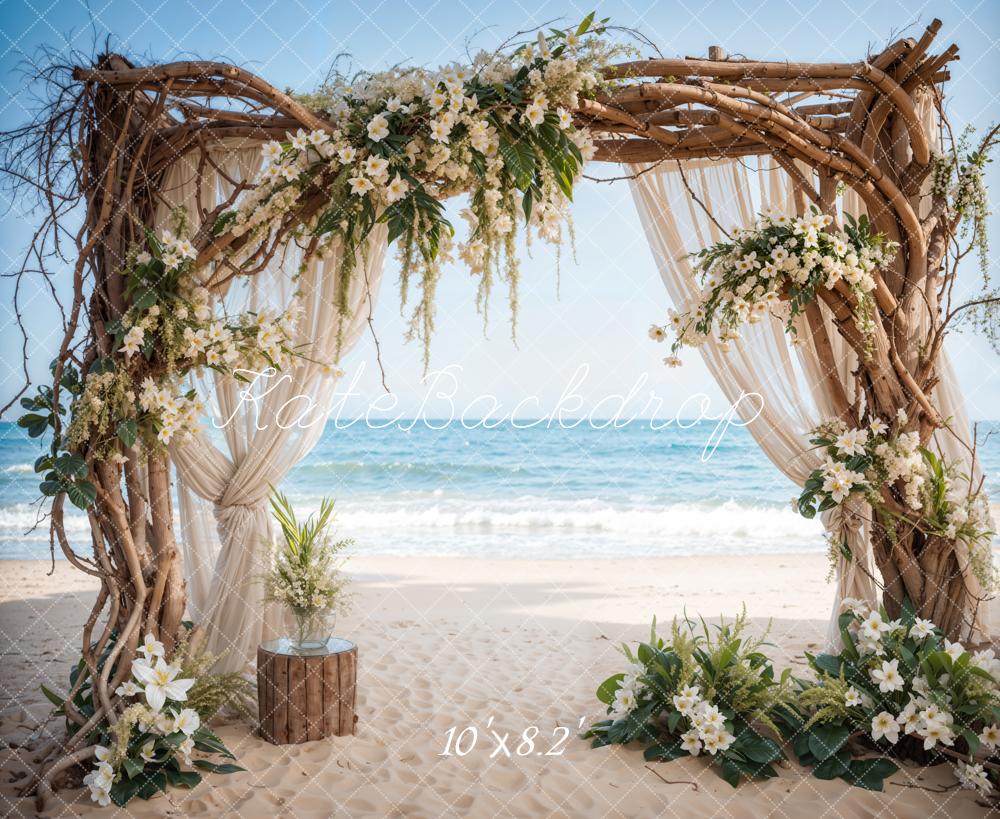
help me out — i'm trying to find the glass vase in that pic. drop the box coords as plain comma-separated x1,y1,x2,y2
286,606,335,653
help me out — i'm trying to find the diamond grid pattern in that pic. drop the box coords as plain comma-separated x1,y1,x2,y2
0,1,998,817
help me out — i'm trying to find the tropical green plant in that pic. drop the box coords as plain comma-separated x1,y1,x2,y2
264,490,352,615
791,597,1000,796
584,611,796,787
41,628,244,807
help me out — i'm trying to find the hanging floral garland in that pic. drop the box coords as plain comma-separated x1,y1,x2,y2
216,14,626,366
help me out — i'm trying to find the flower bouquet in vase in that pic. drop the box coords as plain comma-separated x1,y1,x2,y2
264,490,351,653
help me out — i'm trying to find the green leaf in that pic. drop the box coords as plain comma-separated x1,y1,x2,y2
812,750,850,780
40,684,65,710
842,757,898,791
65,480,97,510
165,768,202,788
807,724,850,762
54,453,87,479
596,674,624,706
717,758,742,788
117,419,138,449
812,654,843,676
123,756,146,780
737,733,783,764
576,11,596,35
192,760,245,774
132,287,158,312
643,741,688,762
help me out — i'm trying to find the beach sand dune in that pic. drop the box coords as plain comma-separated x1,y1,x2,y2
0,556,984,817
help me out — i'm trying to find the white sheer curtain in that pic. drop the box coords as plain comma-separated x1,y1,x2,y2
155,140,387,670
629,159,878,645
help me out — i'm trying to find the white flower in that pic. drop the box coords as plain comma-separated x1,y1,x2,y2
680,728,702,755
714,730,735,753
337,145,357,164
367,114,390,142
132,658,195,712
957,761,992,796
178,736,195,765
980,724,1000,749
363,155,389,179
136,250,152,265
348,176,374,196
871,711,899,744
139,739,156,763
612,687,637,714
909,618,934,640
943,639,965,661
94,745,111,763
288,129,309,150
648,324,667,342
140,632,165,660
696,703,725,735
557,107,573,129
385,174,410,204
663,355,682,368
523,103,545,127
868,418,888,437
859,611,893,640
844,687,863,707
429,119,451,143
870,658,904,693
172,707,201,736
911,675,931,697
834,429,865,457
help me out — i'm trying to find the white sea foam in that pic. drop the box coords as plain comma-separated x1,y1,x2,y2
334,498,819,540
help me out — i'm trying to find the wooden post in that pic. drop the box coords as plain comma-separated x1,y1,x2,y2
257,638,357,744
708,45,727,61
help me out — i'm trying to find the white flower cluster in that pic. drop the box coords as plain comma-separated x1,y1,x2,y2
84,634,198,806
650,209,897,364
803,414,994,555
672,686,737,756
609,659,646,718
138,377,204,445
958,760,994,797
229,53,597,241
838,598,1000,773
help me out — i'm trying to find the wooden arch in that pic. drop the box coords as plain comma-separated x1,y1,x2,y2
15,17,988,805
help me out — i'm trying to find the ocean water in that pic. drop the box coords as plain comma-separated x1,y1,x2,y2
2,420,999,560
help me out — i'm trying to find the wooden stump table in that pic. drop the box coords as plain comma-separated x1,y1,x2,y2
257,637,357,744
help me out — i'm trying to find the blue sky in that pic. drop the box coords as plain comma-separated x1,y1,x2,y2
1,0,998,419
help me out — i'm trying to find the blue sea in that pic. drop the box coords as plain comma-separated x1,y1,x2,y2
2,420,999,560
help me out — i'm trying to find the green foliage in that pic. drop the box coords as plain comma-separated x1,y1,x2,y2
17,359,96,509
585,610,793,787
790,599,1000,794
265,489,352,614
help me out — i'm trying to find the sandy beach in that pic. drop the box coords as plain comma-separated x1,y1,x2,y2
0,555,987,817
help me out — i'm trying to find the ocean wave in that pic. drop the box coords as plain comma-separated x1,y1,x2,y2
333,499,820,541
2,463,34,474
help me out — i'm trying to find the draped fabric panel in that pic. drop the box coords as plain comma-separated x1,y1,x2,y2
154,141,387,670
629,159,878,646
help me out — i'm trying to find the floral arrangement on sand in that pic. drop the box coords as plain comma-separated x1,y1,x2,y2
584,612,797,787
793,597,1000,797
40,631,251,807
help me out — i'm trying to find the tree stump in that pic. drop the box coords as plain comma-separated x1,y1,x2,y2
257,637,357,744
